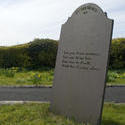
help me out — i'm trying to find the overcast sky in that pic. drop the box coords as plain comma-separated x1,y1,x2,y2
0,0,124,46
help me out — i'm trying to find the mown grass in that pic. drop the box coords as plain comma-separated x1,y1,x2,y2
0,68,125,86
0,103,84,125
0,103,124,125
102,103,125,125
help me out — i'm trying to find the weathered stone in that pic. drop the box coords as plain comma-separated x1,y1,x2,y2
51,3,113,125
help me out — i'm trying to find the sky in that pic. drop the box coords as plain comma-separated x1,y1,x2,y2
0,0,124,46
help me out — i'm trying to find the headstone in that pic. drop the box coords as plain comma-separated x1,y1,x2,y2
51,3,113,125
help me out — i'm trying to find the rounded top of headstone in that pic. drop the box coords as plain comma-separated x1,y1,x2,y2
72,3,106,17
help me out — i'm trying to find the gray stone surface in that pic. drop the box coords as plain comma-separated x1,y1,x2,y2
51,3,113,125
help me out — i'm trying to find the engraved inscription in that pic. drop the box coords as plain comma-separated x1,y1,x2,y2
75,5,98,15
61,50,100,71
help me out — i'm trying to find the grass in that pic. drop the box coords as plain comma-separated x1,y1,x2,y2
0,103,84,125
0,103,124,125
0,68,54,86
102,103,125,125
0,68,125,86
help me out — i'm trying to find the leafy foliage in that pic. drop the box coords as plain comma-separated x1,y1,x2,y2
109,38,125,69
0,38,125,69
107,69,125,84
107,71,120,82
0,44,30,68
27,38,58,69
0,39,58,69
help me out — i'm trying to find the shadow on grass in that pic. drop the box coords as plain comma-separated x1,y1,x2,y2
102,119,123,125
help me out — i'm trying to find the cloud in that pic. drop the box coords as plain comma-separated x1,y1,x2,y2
0,0,124,46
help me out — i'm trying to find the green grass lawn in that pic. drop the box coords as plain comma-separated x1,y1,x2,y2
0,68,125,86
0,103,124,125
102,103,125,125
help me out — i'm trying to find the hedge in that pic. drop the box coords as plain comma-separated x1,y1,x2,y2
0,39,58,69
27,39,58,69
0,38,124,69
109,38,125,69
0,45,30,68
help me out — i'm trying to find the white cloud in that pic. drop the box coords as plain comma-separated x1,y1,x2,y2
0,0,124,46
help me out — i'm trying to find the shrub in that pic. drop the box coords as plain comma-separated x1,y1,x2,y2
27,38,58,69
107,71,119,82
109,38,125,69
0,44,30,68
0,39,58,69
